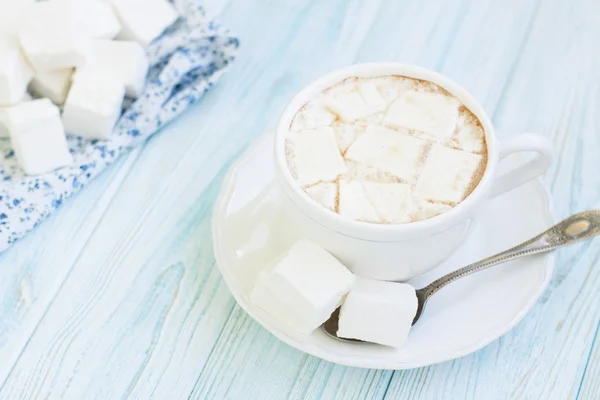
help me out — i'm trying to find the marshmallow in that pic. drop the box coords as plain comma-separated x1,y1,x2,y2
410,200,452,221
339,180,380,223
323,81,386,122
385,91,459,140
332,123,363,153
370,76,416,106
6,99,72,175
78,40,148,98
29,69,74,106
111,0,178,46
19,1,91,71
305,182,337,212
450,110,485,154
345,125,428,183
62,72,125,139
79,0,122,39
414,144,483,203
250,240,355,336
290,99,337,132
287,127,347,186
362,182,412,223
337,277,418,348
0,0,34,38
0,37,34,106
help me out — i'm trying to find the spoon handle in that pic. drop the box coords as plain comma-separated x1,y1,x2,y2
421,210,600,298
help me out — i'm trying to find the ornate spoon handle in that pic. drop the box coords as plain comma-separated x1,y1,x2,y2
421,210,600,299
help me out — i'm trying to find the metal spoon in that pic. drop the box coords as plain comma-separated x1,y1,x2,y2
323,210,600,342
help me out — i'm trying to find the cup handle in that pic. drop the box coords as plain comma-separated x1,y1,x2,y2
491,133,553,198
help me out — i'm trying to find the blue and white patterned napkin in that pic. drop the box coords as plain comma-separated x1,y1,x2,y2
0,1,239,251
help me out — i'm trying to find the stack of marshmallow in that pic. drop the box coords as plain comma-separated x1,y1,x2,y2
0,0,179,175
251,240,418,348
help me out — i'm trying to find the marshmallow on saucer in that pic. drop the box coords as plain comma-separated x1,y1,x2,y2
0,37,34,106
250,240,355,336
337,277,418,348
414,144,483,204
323,82,387,122
287,127,347,186
29,69,74,106
385,91,459,140
77,40,149,98
19,0,91,71
62,72,125,139
6,99,72,175
345,125,427,184
110,0,178,46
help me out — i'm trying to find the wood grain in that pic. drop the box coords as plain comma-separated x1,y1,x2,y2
0,0,598,398
0,149,142,386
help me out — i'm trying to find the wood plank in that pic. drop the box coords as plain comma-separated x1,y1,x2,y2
384,0,600,398
189,307,393,400
578,323,600,399
0,128,239,398
0,149,142,386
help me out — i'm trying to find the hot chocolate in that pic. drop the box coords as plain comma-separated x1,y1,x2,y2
284,76,487,224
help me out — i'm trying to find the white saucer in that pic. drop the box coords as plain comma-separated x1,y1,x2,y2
212,132,555,369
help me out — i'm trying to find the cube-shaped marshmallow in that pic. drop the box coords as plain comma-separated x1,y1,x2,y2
6,99,72,175
339,180,380,223
337,277,418,348
332,122,363,153
0,0,34,38
385,91,459,140
78,40,148,98
362,181,412,223
19,0,91,71
414,144,483,203
29,69,74,106
79,0,122,39
0,37,34,106
62,73,125,139
287,127,347,186
345,125,428,183
111,0,178,46
323,82,387,122
250,240,355,336
305,182,337,212
290,99,336,132
410,200,452,222
450,110,485,154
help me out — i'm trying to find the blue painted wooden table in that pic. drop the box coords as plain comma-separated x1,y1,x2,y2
1,0,599,398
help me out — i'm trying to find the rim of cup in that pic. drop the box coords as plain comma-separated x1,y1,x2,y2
275,63,498,241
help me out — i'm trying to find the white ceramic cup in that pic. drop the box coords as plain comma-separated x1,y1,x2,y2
274,63,553,281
